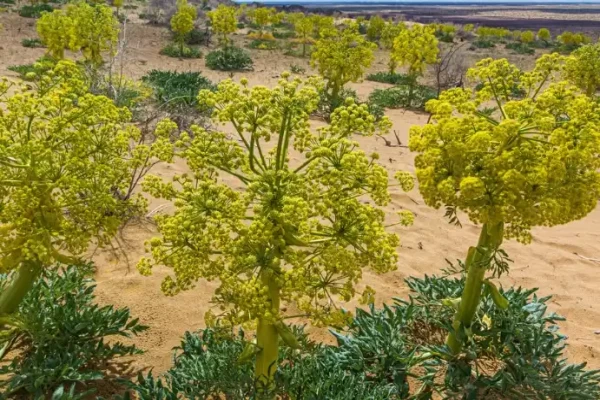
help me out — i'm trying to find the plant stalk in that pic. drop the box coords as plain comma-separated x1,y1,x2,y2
446,222,503,354
255,273,280,394
0,261,41,316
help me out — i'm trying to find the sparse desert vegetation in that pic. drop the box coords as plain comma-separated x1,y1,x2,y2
0,1,599,399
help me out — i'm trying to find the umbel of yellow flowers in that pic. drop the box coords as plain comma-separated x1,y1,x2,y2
409,55,600,354
0,61,174,317
391,23,439,104
207,4,238,46
37,1,119,65
139,74,409,390
171,0,197,54
311,23,376,107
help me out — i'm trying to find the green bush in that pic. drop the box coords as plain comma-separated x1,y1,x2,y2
369,85,437,110
506,41,535,55
289,63,305,75
117,270,600,399
185,28,209,46
205,46,253,71
21,38,45,48
0,264,147,398
7,56,56,79
366,71,414,85
470,39,496,49
141,69,216,110
236,22,245,29
0,0,16,4
160,43,202,59
18,3,53,18
273,30,295,39
435,31,455,43
248,39,279,50
404,271,600,398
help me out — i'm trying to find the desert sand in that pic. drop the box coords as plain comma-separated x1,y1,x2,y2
0,10,598,383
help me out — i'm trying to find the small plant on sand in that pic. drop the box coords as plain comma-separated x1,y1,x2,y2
141,69,215,128
506,41,535,55
520,30,535,44
380,21,405,74
537,27,551,43
289,63,305,75
311,23,376,111
391,24,439,108
556,31,590,52
564,43,600,97
247,6,279,39
21,38,45,48
367,71,412,85
207,4,238,46
37,2,119,65
369,84,437,111
407,55,600,355
160,42,202,59
19,3,53,18
168,0,198,58
290,12,314,57
205,45,253,71
139,73,406,392
366,15,385,42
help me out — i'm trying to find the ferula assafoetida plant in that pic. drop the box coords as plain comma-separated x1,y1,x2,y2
391,23,439,104
0,60,174,317
139,74,410,390
311,23,377,106
207,4,238,46
37,2,119,66
408,55,600,354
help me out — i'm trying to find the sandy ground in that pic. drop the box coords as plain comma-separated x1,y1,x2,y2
0,10,599,385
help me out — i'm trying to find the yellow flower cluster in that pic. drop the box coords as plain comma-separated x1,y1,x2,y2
408,56,600,243
392,24,439,76
564,43,600,97
0,61,172,273
37,2,119,65
207,4,238,46
247,7,280,35
311,23,377,101
140,74,407,328
171,0,197,45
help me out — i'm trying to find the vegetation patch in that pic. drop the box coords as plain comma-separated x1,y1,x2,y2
0,265,147,398
116,273,600,399
159,43,202,59
141,69,216,110
205,46,253,71
367,71,414,85
21,38,45,48
506,42,535,55
248,38,279,50
369,85,437,111
18,3,53,18
470,38,496,49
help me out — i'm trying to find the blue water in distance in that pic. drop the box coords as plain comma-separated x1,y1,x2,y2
233,0,600,4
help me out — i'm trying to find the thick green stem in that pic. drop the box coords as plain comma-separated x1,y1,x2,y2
255,273,280,394
0,262,41,316
407,73,418,108
446,222,503,354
